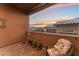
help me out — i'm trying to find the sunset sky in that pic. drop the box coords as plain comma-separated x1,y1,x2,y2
29,3,79,24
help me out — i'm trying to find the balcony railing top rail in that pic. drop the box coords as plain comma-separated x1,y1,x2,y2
29,31,79,38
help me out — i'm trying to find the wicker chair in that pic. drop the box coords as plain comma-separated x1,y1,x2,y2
47,45,73,56
46,40,73,56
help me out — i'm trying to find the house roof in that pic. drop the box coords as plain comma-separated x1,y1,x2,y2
55,17,79,25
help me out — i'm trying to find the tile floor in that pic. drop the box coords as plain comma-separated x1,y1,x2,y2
0,41,46,56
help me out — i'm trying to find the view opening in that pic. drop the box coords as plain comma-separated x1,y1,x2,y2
29,3,79,35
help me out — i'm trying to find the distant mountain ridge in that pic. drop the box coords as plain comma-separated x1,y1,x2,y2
30,17,79,28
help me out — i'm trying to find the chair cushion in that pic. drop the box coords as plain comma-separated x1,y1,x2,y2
47,39,72,56
47,48,61,56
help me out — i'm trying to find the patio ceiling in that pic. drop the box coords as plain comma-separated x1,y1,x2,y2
10,3,56,15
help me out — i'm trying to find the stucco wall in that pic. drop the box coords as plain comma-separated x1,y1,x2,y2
0,4,29,47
